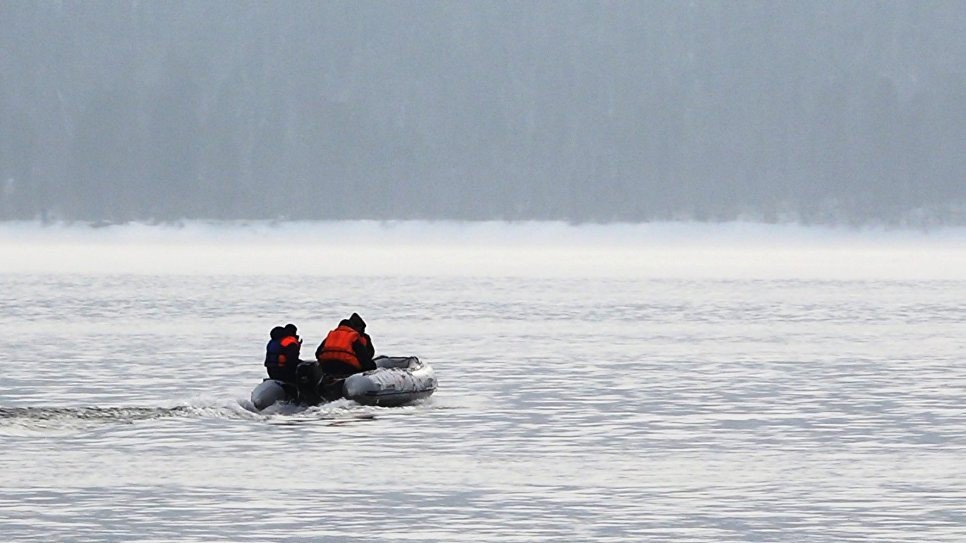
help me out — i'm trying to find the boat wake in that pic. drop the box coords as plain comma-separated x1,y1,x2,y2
0,403,254,433
0,396,437,434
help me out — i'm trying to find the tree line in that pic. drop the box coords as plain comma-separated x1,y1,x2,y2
0,1,963,225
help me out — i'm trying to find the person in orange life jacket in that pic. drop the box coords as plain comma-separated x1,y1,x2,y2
265,323,303,382
315,313,375,376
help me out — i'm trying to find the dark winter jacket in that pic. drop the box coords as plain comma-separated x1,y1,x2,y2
265,327,302,382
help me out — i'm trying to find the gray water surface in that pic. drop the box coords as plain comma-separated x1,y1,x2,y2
1,274,964,542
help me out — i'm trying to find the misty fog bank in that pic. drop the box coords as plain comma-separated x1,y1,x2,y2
1,2,963,225
1,220,963,280
4,218,966,245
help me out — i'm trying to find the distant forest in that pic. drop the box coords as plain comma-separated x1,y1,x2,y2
0,2,963,225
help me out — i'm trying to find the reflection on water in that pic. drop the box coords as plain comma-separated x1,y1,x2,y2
1,274,964,542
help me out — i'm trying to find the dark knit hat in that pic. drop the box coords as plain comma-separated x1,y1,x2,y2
347,313,366,332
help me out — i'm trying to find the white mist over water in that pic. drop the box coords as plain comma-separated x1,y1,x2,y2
1,220,964,279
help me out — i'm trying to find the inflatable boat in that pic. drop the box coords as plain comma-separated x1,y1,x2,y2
250,355,436,411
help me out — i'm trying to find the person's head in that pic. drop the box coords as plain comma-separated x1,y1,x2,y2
346,312,366,333
270,326,286,341
284,323,298,337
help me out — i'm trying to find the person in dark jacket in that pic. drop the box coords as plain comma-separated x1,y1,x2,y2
315,313,376,376
265,324,302,383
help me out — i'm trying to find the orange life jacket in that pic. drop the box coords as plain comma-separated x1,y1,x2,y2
317,325,367,369
277,335,299,367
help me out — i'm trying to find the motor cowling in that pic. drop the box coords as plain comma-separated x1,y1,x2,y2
295,361,325,405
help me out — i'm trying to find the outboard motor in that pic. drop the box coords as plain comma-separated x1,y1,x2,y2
295,361,325,405
319,375,347,402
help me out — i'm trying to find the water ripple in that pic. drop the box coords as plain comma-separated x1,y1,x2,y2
1,275,964,541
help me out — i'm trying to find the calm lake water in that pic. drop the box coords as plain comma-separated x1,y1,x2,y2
1,228,964,542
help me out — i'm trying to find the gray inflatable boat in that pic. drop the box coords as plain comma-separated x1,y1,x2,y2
250,355,436,411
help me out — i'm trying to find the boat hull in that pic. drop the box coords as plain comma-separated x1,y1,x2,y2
250,379,294,411
345,356,437,407
250,355,436,410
